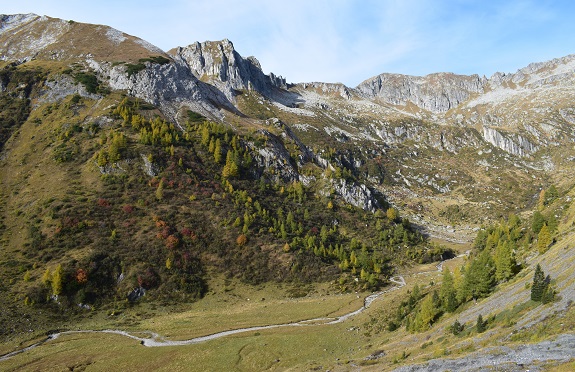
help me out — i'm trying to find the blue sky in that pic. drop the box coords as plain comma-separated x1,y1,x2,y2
3,0,575,86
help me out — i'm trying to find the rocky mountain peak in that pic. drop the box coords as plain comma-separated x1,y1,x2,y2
0,13,39,34
356,72,487,113
0,13,167,63
170,39,287,101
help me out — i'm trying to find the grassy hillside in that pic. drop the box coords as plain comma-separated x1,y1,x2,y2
1,17,574,369
0,61,450,343
1,188,574,370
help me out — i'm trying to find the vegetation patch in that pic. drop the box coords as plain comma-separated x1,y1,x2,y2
73,72,99,94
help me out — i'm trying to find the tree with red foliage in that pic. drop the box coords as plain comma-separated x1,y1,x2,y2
165,234,180,250
122,204,134,214
76,268,88,284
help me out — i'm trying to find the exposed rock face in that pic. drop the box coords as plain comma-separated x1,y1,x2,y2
329,178,380,212
356,72,487,113
489,54,575,89
37,74,101,103
482,127,538,156
248,129,299,183
298,82,352,100
88,58,236,122
5,12,575,220
170,39,287,102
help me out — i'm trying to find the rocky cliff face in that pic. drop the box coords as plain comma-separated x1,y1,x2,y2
88,58,235,122
356,72,487,113
170,39,287,102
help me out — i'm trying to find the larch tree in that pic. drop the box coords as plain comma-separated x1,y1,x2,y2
495,240,515,282
440,267,458,312
51,264,63,297
537,223,551,254
412,294,438,332
155,179,164,200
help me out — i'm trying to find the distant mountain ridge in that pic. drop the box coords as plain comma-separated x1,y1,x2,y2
2,12,575,231
3,13,574,121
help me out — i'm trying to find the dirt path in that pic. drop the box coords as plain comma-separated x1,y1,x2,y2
0,276,406,360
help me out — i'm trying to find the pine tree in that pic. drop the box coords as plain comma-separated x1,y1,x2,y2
450,320,464,335
476,314,486,333
547,213,558,233
460,251,496,301
531,264,546,302
537,223,551,254
541,282,556,304
532,211,545,234
412,294,438,332
222,150,239,178
537,189,546,210
386,207,399,222
208,137,215,153
201,126,210,146
41,267,51,286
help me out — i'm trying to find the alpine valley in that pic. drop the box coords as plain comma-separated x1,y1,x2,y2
1,14,575,371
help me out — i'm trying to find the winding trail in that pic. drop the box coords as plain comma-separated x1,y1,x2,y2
0,276,407,361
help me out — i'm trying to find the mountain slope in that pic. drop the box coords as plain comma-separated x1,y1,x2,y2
0,13,439,340
0,13,575,370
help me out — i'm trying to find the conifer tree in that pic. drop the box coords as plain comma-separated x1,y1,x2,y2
201,126,210,146
532,211,545,234
460,251,496,301
450,320,464,335
476,314,486,333
386,207,399,222
222,150,239,178
51,264,63,296
208,137,215,153
214,138,222,163
537,223,551,254
155,179,164,200
440,268,458,312
42,267,51,286
495,240,515,282
412,294,438,332
531,264,546,302
547,213,558,233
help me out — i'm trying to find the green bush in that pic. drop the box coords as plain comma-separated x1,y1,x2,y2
126,63,146,77
74,72,99,94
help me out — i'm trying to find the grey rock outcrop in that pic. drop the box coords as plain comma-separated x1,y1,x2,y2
170,39,287,102
482,126,538,156
88,58,238,123
328,178,380,212
356,72,487,113
248,129,300,183
298,82,352,100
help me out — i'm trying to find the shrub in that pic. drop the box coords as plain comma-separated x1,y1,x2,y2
74,72,99,93
236,234,248,246
126,63,146,77
450,320,464,335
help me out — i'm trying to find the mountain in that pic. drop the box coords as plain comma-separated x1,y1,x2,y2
1,13,575,371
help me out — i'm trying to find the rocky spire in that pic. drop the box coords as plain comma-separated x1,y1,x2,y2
170,39,287,101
